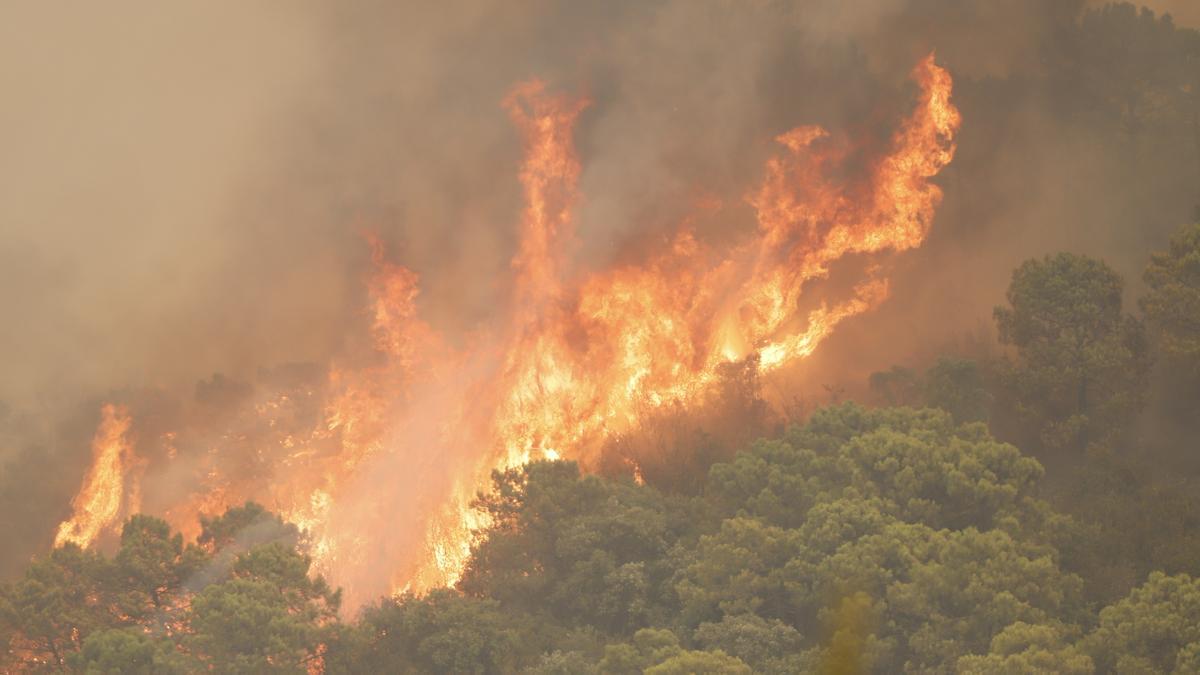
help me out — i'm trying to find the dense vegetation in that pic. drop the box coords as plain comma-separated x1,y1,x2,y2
3,3,1200,673
4,220,1200,671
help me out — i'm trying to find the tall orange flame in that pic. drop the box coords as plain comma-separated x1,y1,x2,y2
57,55,960,607
54,404,136,548
408,54,959,591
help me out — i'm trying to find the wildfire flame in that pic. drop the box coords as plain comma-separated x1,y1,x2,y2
54,404,137,548
56,55,960,608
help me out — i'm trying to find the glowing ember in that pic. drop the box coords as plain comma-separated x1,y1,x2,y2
58,55,960,607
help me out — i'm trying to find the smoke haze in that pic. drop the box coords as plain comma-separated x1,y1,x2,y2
1,0,1197,595
3,0,1196,410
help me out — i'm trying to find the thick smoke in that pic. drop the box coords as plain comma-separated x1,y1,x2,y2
1115,0,1200,25
1,0,1197,589
0,2,339,410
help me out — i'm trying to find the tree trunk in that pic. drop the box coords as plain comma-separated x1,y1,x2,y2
47,637,63,669
1078,373,1089,451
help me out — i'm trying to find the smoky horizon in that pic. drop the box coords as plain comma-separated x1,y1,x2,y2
2,2,1199,673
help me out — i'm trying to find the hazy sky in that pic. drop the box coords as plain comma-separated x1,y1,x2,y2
0,2,333,407
1,0,1196,415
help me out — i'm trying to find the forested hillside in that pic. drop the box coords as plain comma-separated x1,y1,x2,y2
6,396,1200,672
8,219,1200,671
4,2,1200,673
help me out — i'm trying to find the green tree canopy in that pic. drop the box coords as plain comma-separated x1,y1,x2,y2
693,405,1083,671
994,253,1151,451
1142,222,1200,381
459,460,699,635
955,622,1092,674
0,544,116,669
327,589,522,675
924,357,991,424
1084,571,1200,674
68,627,192,675
0,504,337,673
112,515,206,622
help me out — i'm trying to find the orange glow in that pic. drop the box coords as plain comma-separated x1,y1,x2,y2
54,404,135,548
57,56,960,607
408,54,959,592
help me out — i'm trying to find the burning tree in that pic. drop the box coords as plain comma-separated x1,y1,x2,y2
49,54,960,609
